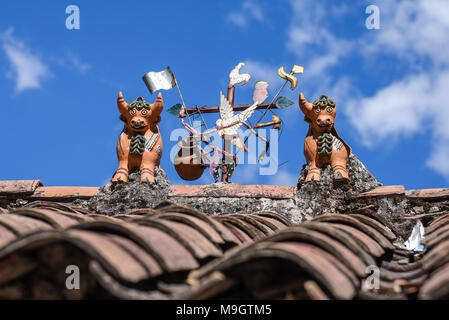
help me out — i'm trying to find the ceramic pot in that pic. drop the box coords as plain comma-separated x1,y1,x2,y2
174,135,206,181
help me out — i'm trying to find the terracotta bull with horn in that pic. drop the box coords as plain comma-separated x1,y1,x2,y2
112,92,163,183
299,93,351,182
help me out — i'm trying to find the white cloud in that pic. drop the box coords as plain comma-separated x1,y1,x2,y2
242,60,283,88
242,1,264,21
1,28,49,93
226,1,265,28
362,0,449,66
347,70,449,178
346,72,436,146
285,0,449,181
227,13,247,28
287,1,354,80
427,143,449,178
65,53,90,73
344,0,449,180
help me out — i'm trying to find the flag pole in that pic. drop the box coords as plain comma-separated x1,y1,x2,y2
174,77,193,127
173,77,192,126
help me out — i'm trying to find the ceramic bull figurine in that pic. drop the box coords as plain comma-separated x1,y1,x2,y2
299,93,351,182
112,92,163,183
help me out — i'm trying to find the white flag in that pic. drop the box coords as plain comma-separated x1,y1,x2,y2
142,66,176,94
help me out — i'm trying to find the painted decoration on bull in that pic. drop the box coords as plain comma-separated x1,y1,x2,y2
299,93,352,183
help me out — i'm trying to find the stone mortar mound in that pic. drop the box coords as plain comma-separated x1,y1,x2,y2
88,166,172,215
293,153,382,218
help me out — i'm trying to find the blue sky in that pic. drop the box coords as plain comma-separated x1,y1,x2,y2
1,0,448,189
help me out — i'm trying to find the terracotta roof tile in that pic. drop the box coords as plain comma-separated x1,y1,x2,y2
146,219,222,260
31,186,100,200
312,214,395,251
2,183,297,200
0,201,294,299
0,225,16,249
357,185,405,197
12,208,81,229
149,213,225,245
267,227,367,277
0,214,52,236
216,216,265,241
419,262,449,299
3,180,449,207
268,241,358,299
406,188,449,199
410,213,449,299
0,180,43,195
184,209,401,300
3,198,449,300
304,222,377,267
68,229,152,283
347,213,396,241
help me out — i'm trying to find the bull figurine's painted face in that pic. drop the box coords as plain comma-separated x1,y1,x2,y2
117,92,163,132
299,93,336,134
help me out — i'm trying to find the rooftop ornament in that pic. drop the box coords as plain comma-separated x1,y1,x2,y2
298,93,352,182
166,62,302,183
111,66,180,184
112,93,164,183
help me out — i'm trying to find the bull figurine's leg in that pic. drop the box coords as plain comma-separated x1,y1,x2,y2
140,137,162,183
112,132,129,182
140,167,155,183
304,136,321,182
306,166,321,182
332,164,349,181
112,168,129,182
331,144,349,182
140,151,157,183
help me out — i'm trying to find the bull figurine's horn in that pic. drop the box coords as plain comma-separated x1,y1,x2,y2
299,92,314,124
299,92,313,113
152,92,164,115
117,91,129,115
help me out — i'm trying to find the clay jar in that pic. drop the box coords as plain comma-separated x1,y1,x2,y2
174,135,206,181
